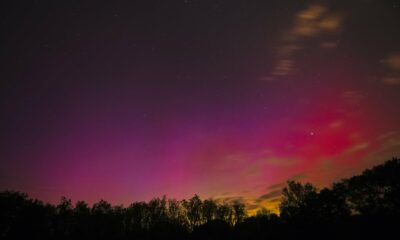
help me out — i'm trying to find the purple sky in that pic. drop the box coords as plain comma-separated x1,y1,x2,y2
1,0,400,213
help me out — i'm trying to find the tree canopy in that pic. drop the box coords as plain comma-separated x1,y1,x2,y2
1,157,399,239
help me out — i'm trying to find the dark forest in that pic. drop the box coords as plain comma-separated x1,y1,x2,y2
1,158,399,240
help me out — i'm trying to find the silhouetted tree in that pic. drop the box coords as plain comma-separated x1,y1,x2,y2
125,201,147,237
90,199,124,239
339,158,400,216
55,197,74,239
0,191,54,239
280,181,318,222
1,157,400,239
202,198,218,222
182,195,203,229
167,198,186,226
72,200,91,238
232,200,246,225
215,202,234,225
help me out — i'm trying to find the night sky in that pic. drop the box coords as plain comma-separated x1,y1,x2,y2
1,0,400,213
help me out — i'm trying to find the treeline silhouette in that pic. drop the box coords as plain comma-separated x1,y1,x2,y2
1,158,399,240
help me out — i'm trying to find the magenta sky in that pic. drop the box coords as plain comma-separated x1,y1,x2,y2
1,0,400,213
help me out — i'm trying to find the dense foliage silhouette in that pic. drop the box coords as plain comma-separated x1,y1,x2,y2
1,157,399,239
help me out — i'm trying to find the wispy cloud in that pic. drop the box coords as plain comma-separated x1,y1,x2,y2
267,182,286,191
288,173,307,181
256,190,282,203
266,157,299,167
382,53,400,85
267,3,345,79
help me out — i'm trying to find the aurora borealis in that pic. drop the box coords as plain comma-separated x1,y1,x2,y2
1,0,400,213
